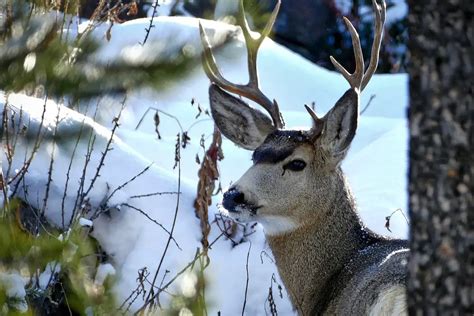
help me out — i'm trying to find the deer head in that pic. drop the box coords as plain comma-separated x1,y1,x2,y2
199,0,386,236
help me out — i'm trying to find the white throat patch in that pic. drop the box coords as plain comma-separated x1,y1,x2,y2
258,215,298,236
368,285,407,316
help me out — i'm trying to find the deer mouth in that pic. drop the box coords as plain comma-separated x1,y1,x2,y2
234,204,261,216
220,203,262,223
221,188,262,219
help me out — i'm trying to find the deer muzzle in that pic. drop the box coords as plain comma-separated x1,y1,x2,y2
224,188,260,214
222,188,246,213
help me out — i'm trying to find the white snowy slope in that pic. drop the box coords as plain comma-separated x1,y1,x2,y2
1,16,408,315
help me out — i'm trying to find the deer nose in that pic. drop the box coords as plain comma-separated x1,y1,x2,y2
223,188,245,213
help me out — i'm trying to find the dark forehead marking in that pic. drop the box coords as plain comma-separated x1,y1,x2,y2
252,130,311,164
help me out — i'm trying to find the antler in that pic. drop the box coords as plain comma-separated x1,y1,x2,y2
329,0,386,92
199,0,284,129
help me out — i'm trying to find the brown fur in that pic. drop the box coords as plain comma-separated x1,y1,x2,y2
216,125,409,315
267,170,367,314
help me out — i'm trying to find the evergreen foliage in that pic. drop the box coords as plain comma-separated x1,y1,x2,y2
0,199,116,314
0,0,193,99
0,1,193,314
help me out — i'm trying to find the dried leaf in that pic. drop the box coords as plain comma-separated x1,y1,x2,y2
173,133,180,169
385,216,392,232
194,127,223,255
181,131,191,148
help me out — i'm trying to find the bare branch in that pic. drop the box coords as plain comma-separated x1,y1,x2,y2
130,191,179,199
105,163,154,204
241,242,252,316
142,131,183,308
121,203,181,250
360,94,376,115
83,97,126,197
10,96,48,196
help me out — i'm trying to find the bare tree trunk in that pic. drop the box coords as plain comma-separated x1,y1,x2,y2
407,0,473,314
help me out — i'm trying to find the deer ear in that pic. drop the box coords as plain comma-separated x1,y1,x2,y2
320,89,359,162
209,84,275,150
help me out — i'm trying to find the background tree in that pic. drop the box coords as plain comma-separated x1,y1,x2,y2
407,0,473,314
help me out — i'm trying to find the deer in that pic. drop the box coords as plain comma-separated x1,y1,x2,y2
199,0,408,315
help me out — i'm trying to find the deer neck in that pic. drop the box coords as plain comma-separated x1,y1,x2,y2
266,172,377,315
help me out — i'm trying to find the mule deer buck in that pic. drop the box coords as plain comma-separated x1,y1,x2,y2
200,0,408,314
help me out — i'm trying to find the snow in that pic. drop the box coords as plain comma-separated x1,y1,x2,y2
77,16,237,66
38,262,61,290
79,217,94,227
95,263,116,286
0,272,28,312
214,0,239,20
1,16,408,315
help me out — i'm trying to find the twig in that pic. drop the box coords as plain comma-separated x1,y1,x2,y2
105,163,154,204
20,185,56,238
197,254,208,316
213,213,254,247
0,170,8,216
242,242,252,316
260,249,275,264
71,132,96,225
41,105,61,217
1,100,11,165
120,267,150,313
73,0,108,42
135,107,184,134
83,97,126,197
264,274,280,316
1,104,11,215
385,208,409,232
71,103,100,224
158,269,170,292
155,269,171,307
10,96,48,196
121,202,181,250
141,0,160,45
61,118,86,229
360,94,376,115
186,118,213,133
130,191,179,199
142,133,182,309
4,106,26,183
60,282,73,316
133,231,226,315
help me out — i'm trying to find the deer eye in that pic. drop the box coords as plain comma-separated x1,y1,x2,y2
283,159,307,172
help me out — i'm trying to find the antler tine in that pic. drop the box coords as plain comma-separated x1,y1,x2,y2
199,1,284,129
330,0,386,92
237,0,280,87
361,0,386,90
199,22,240,92
304,104,324,137
330,17,364,91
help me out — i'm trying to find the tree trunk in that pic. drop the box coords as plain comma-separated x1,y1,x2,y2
407,0,473,314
